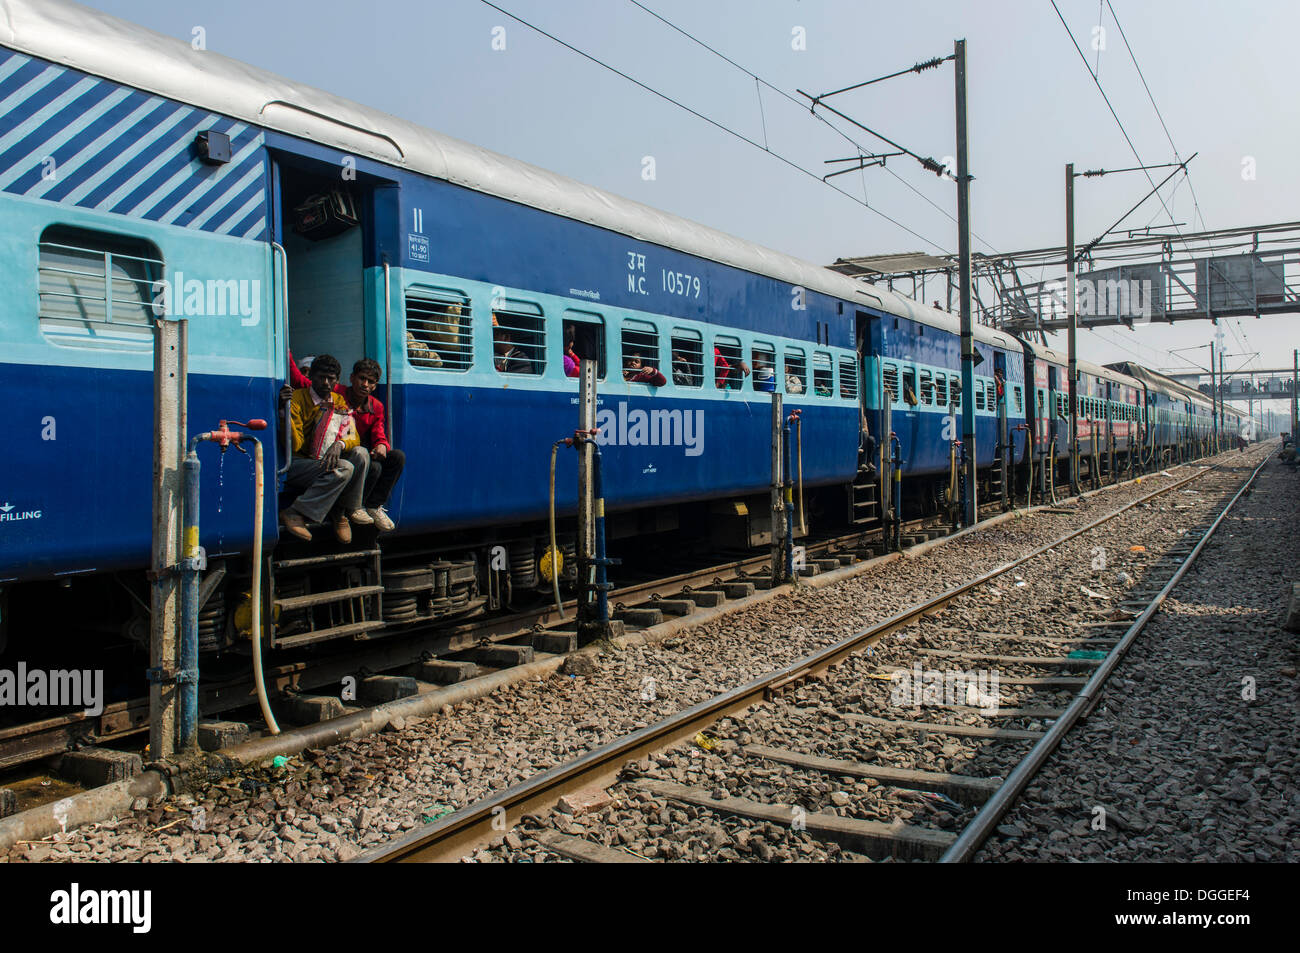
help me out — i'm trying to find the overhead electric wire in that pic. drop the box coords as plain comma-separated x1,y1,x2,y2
1104,0,1208,233
623,0,1004,255
477,0,948,251
1050,0,1193,261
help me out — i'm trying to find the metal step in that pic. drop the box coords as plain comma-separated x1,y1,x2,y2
273,620,381,649
274,585,384,612
273,548,381,570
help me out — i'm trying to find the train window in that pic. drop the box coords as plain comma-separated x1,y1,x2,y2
839,356,858,400
752,342,777,392
714,335,745,390
622,319,660,379
812,352,833,397
670,330,704,387
561,309,607,380
406,287,473,371
784,347,807,395
882,362,900,404
493,300,545,375
975,380,985,411
38,224,163,350
901,367,918,406
919,369,934,406
950,378,961,409
1014,385,1023,413
934,373,948,407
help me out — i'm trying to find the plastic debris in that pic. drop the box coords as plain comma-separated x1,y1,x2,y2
1115,571,1131,584
1080,586,1109,599
1129,545,1147,553
422,805,454,823
1015,580,1027,587
693,731,719,751
1068,649,1109,660
866,672,895,681
271,755,288,769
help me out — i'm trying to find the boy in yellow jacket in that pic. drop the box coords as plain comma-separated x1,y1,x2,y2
281,354,367,543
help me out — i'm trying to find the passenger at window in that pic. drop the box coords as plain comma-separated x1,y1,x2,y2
563,323,580,378
623,352,666,386
671,351,693,386
334,358,403,533
753,359,776,392
494,328,533,374
714,347,750,388
406,331,442,368
280,354,364,544
786,373,804,395
994,368,1005,400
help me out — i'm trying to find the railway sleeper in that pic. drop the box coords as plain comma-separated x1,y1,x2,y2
635,779,956,861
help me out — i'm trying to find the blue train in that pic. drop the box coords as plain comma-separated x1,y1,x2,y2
0,1,1261,658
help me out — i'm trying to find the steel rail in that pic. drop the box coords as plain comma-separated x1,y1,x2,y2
364,458,1238,862
939,453,1270,862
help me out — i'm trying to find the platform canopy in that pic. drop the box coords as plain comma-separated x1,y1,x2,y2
827,252,954,278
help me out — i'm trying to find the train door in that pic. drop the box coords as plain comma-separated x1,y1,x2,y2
1047,364,1061,459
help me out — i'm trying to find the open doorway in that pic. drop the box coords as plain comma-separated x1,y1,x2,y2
274,157,368,369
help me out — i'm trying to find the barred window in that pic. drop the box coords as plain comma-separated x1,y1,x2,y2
715,335,745,390
622,319,660,380
882,362,900,404
38,225,162,350
951,378,962,409
406,287,472,371
493,299,545,375
670,329,704,388
919,369,934,406
839,356,858,400
784,347,807,396
1014,385,1023,414
975,380,986,411
902,368,918,407
752,342,777,393
935,373,948,407
812,352,833,397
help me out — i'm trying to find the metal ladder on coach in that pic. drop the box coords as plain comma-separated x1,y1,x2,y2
849,464,881,526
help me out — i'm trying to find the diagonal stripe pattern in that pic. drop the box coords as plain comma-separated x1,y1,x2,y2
0,47,267,240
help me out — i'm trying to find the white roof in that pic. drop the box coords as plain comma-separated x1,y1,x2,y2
1,0,1017,350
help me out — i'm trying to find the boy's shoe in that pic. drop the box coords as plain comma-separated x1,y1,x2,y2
367,507,396,532
348,508,374,525
280,509,312,541
332,512,352,544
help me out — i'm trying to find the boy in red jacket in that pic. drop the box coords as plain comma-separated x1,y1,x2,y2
334,358,404,532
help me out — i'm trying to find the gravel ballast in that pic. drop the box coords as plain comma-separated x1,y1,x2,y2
3,448,1284,863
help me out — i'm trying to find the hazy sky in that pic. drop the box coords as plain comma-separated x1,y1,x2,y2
76,0,1300,417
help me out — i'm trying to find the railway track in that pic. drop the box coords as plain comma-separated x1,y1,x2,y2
0,487,1018,772
361,447,1270,862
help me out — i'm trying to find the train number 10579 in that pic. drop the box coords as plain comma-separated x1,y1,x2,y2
662,269,702,299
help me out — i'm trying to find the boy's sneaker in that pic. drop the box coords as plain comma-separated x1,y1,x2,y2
367,507,396,532
348,508,374,525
